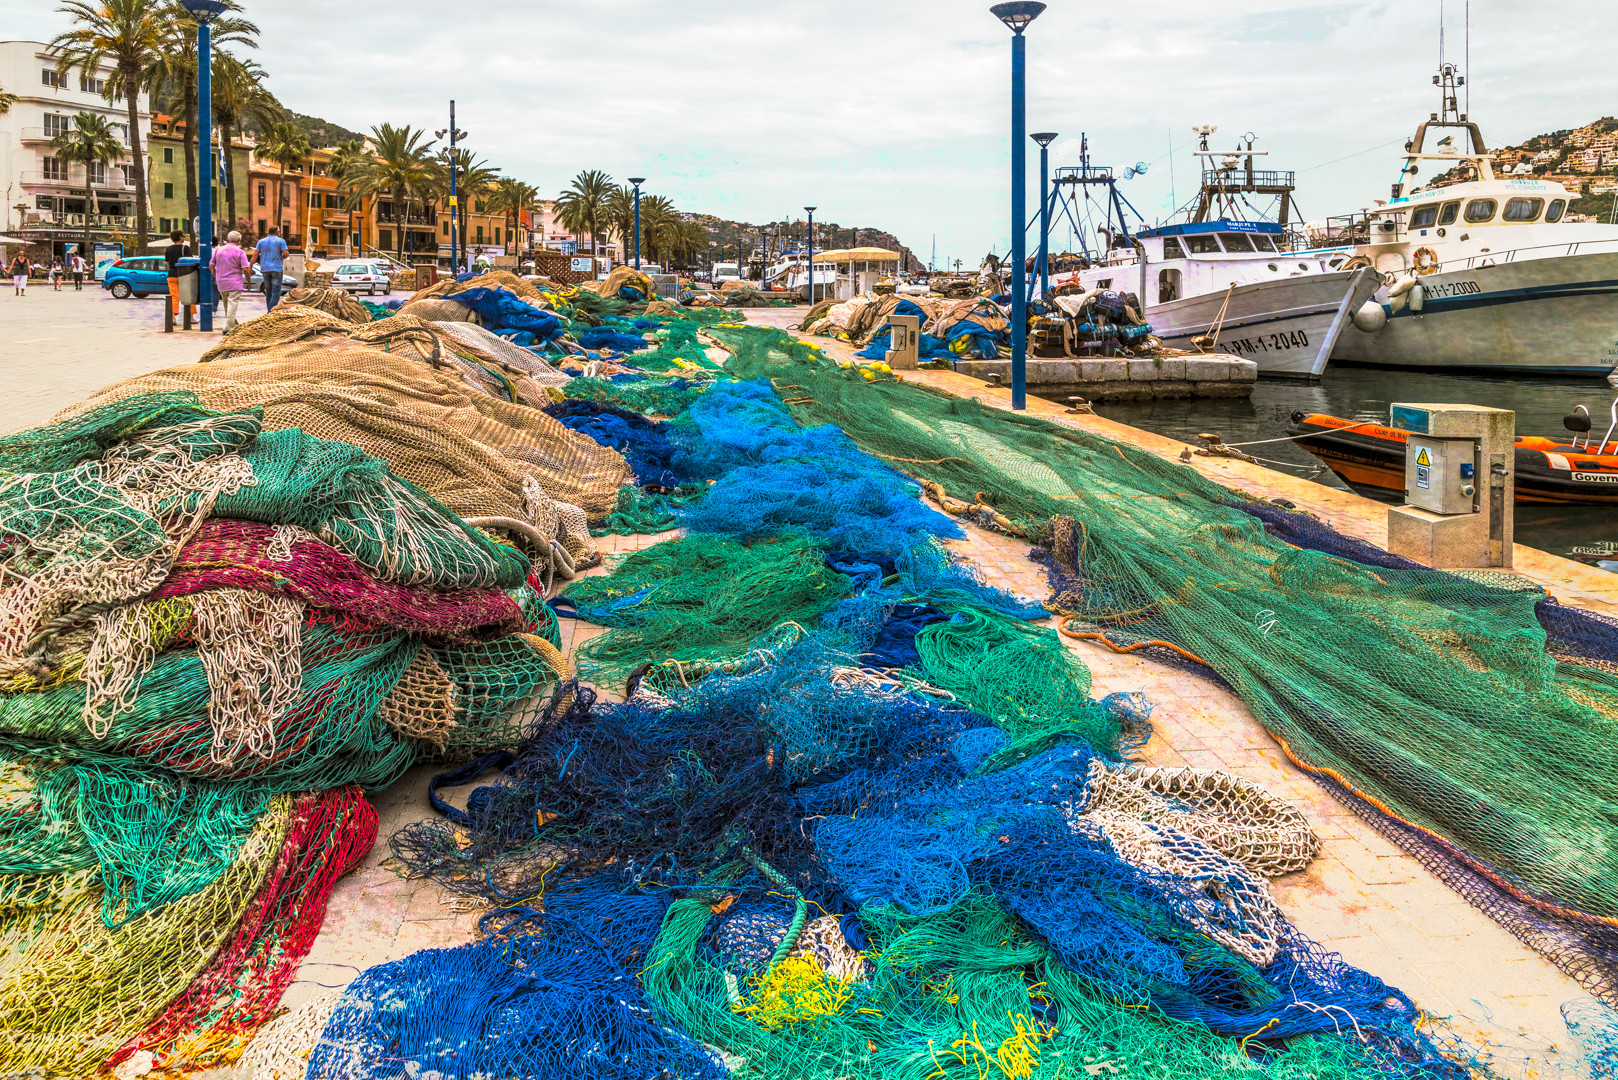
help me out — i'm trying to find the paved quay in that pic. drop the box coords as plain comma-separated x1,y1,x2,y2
6,292,1607,1076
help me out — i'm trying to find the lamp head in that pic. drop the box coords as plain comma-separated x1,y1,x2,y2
990,1,1045,33
1031,132,1058,148
179,0,229,23
804,205,817,214
628,176,646,187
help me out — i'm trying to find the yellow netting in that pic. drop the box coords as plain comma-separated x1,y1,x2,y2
277,289,374,324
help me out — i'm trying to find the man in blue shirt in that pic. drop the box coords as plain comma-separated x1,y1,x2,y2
253,226,290,311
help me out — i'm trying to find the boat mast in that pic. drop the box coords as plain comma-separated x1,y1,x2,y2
1189,129,1300,227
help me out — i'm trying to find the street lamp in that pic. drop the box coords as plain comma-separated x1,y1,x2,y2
1032,131,1057,301
435,105,468,273
180,0,227,331
628,177,645,269
990,0,1045,410
804,205,816,303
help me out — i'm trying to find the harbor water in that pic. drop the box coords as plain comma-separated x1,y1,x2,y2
1091,367,1618,574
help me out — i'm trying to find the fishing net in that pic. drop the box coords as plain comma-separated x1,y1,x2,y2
543,399,689,490
562,373,714,418
277,288,375,324
56,352,631,530
713,323,1618,1002
0,794,291,1075
106,786,377,1074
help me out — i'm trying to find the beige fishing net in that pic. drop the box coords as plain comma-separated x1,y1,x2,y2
279,289,374,325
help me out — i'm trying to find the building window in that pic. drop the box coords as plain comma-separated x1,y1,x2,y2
258,218,267,235
280,186,290,207
474,199,486,213
257,182,266,207
327,228,344,245
163,182,173,199
442,221,449,236
79,74,106,95
163,147,173,164
42,156,64,180
43,113,71,136
494,228,501,245
308,191,320,208
41,68,61,87
325,193,340,209
380,229,392,251
475,225,484,243
88,162,107,185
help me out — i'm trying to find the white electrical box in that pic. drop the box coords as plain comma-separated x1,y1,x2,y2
1386,403,1515,568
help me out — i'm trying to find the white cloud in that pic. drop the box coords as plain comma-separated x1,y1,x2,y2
3,0,1610,267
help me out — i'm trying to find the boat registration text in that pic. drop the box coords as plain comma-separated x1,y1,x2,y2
1223,330,1311,356
1423,279,1482,299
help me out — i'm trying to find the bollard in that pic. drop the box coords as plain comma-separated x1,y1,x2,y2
164,297,174,333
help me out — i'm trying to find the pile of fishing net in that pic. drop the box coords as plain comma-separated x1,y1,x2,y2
266,337,1486,1080
702,323,1618,1006
278,286,376,324
0,385,576,1074
803,293,1009,361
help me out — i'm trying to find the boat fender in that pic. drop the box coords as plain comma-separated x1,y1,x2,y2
1387,276,1419,299
1409,282,1425,313
1352,301,1388,333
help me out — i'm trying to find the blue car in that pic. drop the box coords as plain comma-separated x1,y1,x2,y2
102,256,169,299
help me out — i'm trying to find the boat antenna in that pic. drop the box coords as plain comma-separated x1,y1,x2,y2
1167,127,1176,223
1465,0,1470,117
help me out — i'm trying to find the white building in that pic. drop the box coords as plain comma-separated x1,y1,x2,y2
0,40,150,256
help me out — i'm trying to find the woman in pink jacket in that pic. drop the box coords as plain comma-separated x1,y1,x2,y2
209,231,253,331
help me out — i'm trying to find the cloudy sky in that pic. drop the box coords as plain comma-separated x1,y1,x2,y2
4,0,1609,265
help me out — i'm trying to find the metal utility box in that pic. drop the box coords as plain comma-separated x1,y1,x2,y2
1386,403,1515,569
885,314,920,370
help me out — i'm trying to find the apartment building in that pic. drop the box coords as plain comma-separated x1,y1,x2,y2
146,113,254,238
0,39,150,257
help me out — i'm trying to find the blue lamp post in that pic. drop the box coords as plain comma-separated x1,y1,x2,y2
804,205,816,302
628,177,645,269
990,1,1045,410
180,0,227,331
1032,131,1057,300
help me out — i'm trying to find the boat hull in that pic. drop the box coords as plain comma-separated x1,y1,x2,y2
1286,413,1618,505
1147,268,1379,378
1330,251,1618,375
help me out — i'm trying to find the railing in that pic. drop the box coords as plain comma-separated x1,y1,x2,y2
20,213,137,231
19,171,136,191
1200,168,1296,189
1427,236,1618,276
20,126,130,146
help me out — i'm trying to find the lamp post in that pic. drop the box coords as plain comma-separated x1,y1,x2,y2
804,205,816,302
1032,131,1057,301
991,1,1045,410
435,106,467,273
628,177,645,269
180,0,227,331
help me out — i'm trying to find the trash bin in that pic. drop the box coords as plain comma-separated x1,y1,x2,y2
176,256,202,304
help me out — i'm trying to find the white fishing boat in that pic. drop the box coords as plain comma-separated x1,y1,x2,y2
1320,61,1618,376
1053,137,1378,378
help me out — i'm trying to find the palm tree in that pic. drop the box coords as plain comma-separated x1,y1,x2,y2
52,111,124,262
604,184,636,263
259,120,310,246
211,54,281,231
0,83,17,116
437,148,499,260
554,169,613,259
639,194,678,266
143,2,257,240
344,123,439,262
328,139,368,254
49,0,169,251
488,177,539,258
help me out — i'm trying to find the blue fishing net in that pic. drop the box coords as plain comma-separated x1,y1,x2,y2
542,400,687,489
442,286,565,341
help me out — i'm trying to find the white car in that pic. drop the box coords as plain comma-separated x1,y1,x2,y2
331,263,392,296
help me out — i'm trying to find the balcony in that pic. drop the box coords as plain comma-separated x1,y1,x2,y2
21,126,131,147
20,213,137,233
19,170,137,192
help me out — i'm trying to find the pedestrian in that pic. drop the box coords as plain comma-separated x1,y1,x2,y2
210,229,252,332
253,226,289,311
8,252,28,295
49,258,63,291
70,251,87,290
164,229,192,319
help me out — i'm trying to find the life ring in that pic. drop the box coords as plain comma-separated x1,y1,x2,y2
1412,247,1440,276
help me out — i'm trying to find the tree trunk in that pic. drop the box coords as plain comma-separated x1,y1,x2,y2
120,66,149,250
222,121,236,228
276,161,286,236
83,164,94,266
182,69,198,240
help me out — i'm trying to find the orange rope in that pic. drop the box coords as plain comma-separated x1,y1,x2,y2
1057,623,1212,667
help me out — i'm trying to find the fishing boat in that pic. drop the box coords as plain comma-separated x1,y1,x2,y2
1054,135,1379,378
1316,61,1618,376
1286,391,1618,505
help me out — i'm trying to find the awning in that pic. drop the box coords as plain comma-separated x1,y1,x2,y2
0,236,29,245
813,246,901,263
